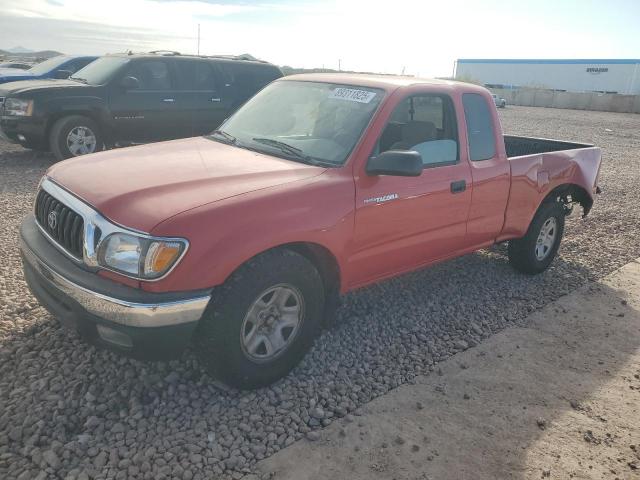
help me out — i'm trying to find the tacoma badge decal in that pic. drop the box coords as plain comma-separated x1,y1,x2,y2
364,193,399,205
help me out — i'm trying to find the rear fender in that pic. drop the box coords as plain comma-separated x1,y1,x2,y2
498,147,601,241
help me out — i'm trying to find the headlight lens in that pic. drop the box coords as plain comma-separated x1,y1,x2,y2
98,233,186,279
4,98,33,116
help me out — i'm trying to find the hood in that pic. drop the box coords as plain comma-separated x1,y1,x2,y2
0,78,86,94
47,137,327,233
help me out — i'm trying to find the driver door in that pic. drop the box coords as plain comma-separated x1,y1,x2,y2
109,58,183,143
348,93,473,287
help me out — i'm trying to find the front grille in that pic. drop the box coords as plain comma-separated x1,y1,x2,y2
35,189,85,258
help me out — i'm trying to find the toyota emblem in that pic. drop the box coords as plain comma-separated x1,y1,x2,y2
48,211,58,229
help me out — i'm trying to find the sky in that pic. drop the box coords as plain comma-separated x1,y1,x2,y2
0,0,639,77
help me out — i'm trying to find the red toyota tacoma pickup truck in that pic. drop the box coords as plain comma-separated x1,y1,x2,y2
20,74,601,388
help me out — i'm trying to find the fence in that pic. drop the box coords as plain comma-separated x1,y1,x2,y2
492,88,640,114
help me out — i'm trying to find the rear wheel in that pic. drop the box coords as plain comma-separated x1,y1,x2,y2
49,115,103,161
196,249,324,389
508,201,565,274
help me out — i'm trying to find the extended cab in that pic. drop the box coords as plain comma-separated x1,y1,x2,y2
20,75,601,388
0,52,282,160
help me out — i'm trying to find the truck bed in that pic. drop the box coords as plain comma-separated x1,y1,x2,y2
499,135,601,241
504,135,592,158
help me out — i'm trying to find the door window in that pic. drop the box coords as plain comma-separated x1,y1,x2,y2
194,62,217,90
175,60,218,91
124,60,172,90
377,94,459,167
462,93,496,161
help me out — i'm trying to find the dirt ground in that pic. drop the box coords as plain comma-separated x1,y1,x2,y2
251,259,640,480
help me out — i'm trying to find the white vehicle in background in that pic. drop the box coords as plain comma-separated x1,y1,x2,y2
492,93,507,108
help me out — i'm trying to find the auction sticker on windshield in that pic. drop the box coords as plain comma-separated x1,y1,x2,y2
329,88,377,103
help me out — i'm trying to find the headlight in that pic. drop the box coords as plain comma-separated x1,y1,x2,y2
98,232,187,279
4,98,33,116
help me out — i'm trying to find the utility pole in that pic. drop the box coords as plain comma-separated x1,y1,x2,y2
338,59,341,71
197,24,201,55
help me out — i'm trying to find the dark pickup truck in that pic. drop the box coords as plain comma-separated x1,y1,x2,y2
0,52,282,160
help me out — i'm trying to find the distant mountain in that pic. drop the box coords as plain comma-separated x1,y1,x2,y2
280,65,404,77
0,49,63,59
7,46,34,54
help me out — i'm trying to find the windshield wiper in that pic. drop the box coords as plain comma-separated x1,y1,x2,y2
252,137,304,155
252,137,322,162
69,76,88,84
209,129,237,145
251,137,334,167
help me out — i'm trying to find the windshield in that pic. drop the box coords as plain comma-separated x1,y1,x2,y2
71,56,130,85
27,56,70,75
215,81,384,166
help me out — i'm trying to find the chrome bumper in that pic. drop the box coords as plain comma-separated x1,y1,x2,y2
21,238,210,328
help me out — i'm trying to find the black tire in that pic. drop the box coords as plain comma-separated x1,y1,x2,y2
508,201,565,274
196,249,324,389
49,115,103,161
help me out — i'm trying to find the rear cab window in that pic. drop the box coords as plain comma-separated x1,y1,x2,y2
376,93,459,168
462,93,496,161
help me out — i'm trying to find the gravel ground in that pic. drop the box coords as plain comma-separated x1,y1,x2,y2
1,106,639,480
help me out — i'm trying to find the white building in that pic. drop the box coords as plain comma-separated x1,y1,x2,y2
455,59,640,95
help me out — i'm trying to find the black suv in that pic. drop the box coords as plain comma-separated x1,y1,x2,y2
0,52,282,160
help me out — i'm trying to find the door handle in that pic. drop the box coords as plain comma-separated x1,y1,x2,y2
210,98,221,102
450,180,466,194
162,98,175,102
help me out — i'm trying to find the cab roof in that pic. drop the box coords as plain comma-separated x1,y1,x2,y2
281,73,486,94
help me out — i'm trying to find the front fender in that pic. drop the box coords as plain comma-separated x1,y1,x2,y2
142,170,355,293
43,95,111,138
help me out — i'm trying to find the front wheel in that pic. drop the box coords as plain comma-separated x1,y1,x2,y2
196,249,324,389
508,201,565,274
49,115,104,161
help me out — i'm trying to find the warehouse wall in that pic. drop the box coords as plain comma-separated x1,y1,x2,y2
456,61,640,95
492,88,640,113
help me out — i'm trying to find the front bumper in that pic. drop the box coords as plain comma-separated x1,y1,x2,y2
20,214,211,359
0,114,46,146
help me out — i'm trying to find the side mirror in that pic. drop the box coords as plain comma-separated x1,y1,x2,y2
366,150,423,177
120,75,140,90
53,69,72,79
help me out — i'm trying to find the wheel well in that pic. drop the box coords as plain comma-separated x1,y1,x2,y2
542,183,593,218
284,242,341,296
45,111,104,145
